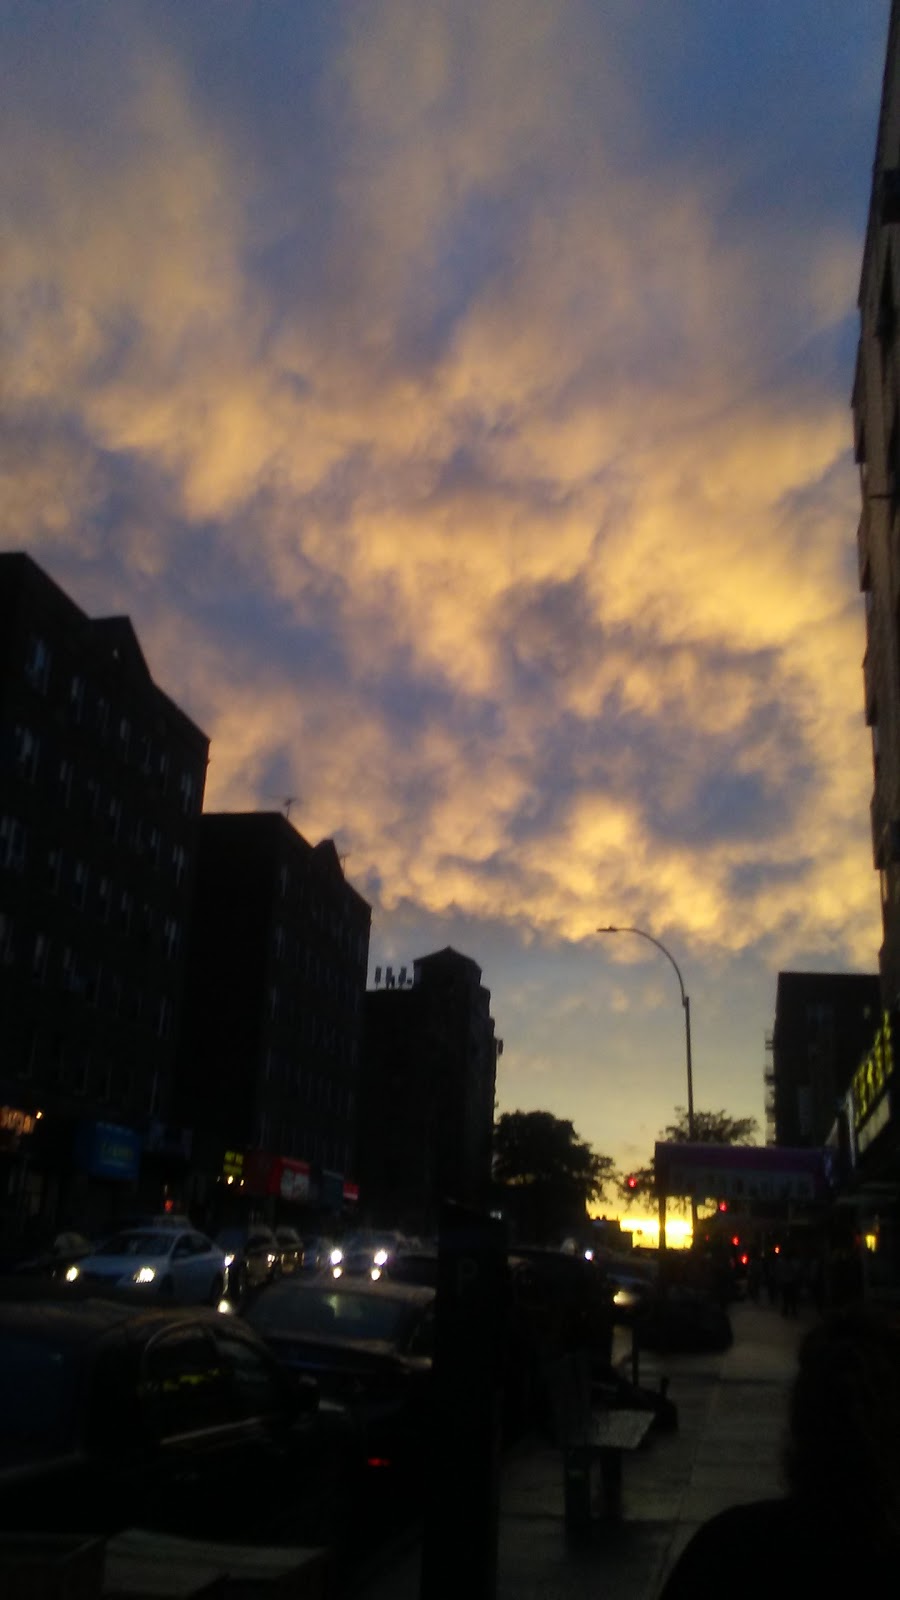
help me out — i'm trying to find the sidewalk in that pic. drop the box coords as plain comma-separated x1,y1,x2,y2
353,1298,815,1600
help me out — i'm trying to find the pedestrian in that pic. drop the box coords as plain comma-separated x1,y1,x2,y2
658,1304,900,1597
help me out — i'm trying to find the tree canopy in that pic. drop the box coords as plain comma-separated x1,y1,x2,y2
660,1107,758,1146
620,1106,759,1205
493,1110,616,1243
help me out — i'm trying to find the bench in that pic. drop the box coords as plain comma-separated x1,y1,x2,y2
549,1353,655,1534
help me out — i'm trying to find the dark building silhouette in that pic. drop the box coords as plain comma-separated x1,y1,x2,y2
767,972,880,1148
0,552,209,1239
849,1,900,1288
854,3,900,1007
358,947,501,1235
176,813,371,1227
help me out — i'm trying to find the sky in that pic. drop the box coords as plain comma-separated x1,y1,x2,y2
2,0,892,1189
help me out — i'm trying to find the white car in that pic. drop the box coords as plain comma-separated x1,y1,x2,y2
65,1227,227,1305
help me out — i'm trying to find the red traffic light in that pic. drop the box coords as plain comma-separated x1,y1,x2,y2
731,1235,740,1248
626,1174,638,1190
717,1200,728,1212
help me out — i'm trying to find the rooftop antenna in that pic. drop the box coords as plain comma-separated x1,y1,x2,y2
267,796,299,820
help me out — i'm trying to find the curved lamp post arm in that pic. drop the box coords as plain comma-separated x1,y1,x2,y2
597,925,695,1140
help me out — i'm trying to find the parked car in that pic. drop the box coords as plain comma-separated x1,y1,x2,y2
299,1236,339,1273
273,1226,303,1275
244,1276,434,1502
214,1225,279,1300
13,1231,94,1282
0,1287,354,1550
66,1228,227,1305
329,1230,409,1280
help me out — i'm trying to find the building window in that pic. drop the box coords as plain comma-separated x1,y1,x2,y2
118,717,131,760
156,996,171,1039
95,696,110,738
32,933,50,983
119,891,133,933
163,917,180,960
267,986,280,1022
139,733,152,775
172,845,186,888
69,675,85,724
47,848,62,894
107,795,122,841
148,827,161,870
14,726,40,782
109,974,122,1017
140,903,154,945
72,860,88,910
24,635,51,693
0,816,26,873
97,875,110,922
61,946,78,993
85,777,100,820
179,771,196,816
158,750,170,792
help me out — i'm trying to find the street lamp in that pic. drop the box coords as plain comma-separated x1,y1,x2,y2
597,925,695,1140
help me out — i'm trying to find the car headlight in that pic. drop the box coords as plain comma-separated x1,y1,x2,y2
373,1249,388,1267
133,1266,156,1284
267,1253,277,1266
224,1253,235,1268
332,1265,343,1279
370,1267,382,1281
330,1248,343,1266
65,1265,80,1282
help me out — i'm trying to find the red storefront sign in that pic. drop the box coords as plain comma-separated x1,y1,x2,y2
343,1180,359,1205
245,1151,311,1202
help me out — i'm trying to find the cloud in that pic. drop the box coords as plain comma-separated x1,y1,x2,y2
0,0,883,1026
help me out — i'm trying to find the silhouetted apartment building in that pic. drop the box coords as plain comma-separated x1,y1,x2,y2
0,552,209,1239
176,813,371,1226
358,947,501,1234
854,2,900,1008
850,4,900,1284
767,972,880,1148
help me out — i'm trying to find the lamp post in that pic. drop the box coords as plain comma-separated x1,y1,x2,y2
597,925,697,1246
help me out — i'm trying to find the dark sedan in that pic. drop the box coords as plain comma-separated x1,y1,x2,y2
0,1288,354,1550
244,1277,434,1503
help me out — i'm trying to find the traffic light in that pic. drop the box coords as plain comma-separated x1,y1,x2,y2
717,1200,728,1213
626,1174,638,1191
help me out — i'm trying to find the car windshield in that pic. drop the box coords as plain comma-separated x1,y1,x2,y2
0,1335,78,1465
248,1284,417,1344
95,1231,173,1257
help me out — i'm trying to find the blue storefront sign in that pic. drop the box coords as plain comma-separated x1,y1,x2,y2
75,1120,142,1181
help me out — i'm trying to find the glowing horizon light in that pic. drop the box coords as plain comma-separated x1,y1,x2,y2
617,1212,693,1250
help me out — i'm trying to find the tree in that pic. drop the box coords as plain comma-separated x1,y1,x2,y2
493,1110,616,1244
622,1107,760,1206
660,1107,759,1146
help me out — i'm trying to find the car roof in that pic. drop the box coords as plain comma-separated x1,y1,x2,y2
0,1288,253,1346
272,1276,434,1307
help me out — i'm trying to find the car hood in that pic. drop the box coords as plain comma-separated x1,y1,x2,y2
79,1253,166,1276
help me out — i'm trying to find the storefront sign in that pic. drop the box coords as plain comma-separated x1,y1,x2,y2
245,1151,310,1201
655,1141,828,1202
851,1010,895,1149
222,1149,244,1181
343,1179,359,1205
75,1120,141,1181
0,1105,38,1137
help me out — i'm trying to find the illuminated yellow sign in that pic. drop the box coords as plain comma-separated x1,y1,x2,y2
852,1011,895,1133
222,1149,244,1180
0,1105,37,1136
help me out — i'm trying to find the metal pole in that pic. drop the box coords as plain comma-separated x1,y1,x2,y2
598,925,698,1237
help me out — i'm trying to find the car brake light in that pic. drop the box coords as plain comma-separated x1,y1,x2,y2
367,1456,392,1468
